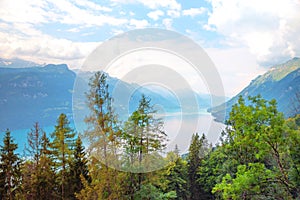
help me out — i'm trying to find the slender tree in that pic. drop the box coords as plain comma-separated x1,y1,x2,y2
187,133,210,200
81,72,123,199
21,122,45,199
84,71,121,168
0,129,22,200
51,113,76,199
68,136,91,198
123,95,167,191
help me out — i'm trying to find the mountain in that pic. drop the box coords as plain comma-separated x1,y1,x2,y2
0,59,217,131
210,57,300,122
0,58,43,68
0,64,76,130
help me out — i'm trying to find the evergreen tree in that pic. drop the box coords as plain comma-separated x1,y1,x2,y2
68,136,90,198
187,133,210,200
163,151,188,200
81,71,123,199
0,129,22,199
84,71,121,168
51,113,76,199
123,95,167,193
21,122,44,199
38,132,58,199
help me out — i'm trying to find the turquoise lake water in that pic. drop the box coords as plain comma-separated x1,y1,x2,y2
1,111,225,155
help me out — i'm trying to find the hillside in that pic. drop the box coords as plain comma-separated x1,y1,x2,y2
0,64,76,130
210,57,300,122
0,59,216,130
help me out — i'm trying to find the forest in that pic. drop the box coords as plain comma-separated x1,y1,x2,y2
0,71,299,200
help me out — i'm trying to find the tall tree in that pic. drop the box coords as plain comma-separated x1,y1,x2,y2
84,71,121,168
0,129,22,200
163,151,188,200
37,132,58,199
187,133,210,200
21,122,45,199
51,113,76,199
123,95,167,192
68,136,91,198
81,71,123,199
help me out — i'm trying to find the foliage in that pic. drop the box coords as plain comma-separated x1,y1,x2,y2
0,129,22,199
51,113,76,199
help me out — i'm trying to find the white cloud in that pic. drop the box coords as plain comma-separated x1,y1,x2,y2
162,18,173,30
207,0,300,66
129,19,149,29
111,0,181,10
182,7,206,17
0,28,98,68
48,0,127,27
0,0,127,28
147,10,164,21
72,0,112,12
167,10,180,18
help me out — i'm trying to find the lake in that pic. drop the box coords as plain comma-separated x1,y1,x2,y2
2,111,225,155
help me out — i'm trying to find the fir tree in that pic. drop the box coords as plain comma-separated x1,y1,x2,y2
187,133,210,200
51,113,76,199
0,129,22,199
69,136,90,198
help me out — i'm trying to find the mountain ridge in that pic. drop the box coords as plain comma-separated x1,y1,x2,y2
0,59,217,130
209,57,300,122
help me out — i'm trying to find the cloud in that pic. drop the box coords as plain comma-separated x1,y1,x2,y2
207,0,300,66
167,10,180,18
0,0,127,28
72,0,112,12
111,0,181,10
182,7,206,17
129,19,149,29
147,10,164,21
162,18,173,30
0,28,98,68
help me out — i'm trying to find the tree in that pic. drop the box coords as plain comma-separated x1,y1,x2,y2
0,129,22,199
68,136,91,198
51,113,76,199
187,133,210,200
84,71,121,168
197,146,227,199
37,132,57,199
163,151,188,200
213,95,298,199
122,95,167,192
80,72,123,199
21,122,45,199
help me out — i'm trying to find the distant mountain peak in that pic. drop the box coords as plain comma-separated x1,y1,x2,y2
0,57,42,68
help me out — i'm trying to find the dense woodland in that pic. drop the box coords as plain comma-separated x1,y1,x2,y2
0,71,299,200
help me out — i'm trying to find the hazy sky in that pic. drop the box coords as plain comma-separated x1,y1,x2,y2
0,0,300,96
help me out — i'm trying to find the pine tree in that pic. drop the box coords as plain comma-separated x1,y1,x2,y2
38,132,57,199
51,113,76,199
21,124,57,200
122,95,168,198
69,136,90,198
163,151,188,200
21,122,44,199
81,72,123,199
84,71,121,168
0,129,22,200
187,133,210,200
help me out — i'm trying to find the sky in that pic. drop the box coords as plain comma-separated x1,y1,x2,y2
0,0,300,96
